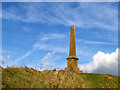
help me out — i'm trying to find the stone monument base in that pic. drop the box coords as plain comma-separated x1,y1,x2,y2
65,67,83,73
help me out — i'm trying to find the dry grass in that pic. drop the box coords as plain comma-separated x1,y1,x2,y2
1,66,118,88
2,66,92,88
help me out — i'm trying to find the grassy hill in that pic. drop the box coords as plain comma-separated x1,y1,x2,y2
1,66,119,88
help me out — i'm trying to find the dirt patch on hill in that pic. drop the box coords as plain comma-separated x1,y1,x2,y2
104,75,113,79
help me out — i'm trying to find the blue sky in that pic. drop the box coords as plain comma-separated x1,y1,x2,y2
1,2,118,75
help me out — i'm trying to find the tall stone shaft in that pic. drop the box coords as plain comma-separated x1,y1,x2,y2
69,25,76,58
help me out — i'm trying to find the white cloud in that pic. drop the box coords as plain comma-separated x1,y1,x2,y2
2,2,118,31
41,51,55,69
80,48,118,76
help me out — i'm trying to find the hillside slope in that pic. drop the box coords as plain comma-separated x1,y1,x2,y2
1,66,118,88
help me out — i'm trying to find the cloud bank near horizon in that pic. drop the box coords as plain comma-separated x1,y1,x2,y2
80,48,118,76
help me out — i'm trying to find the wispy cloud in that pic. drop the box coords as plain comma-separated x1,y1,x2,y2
40,33,66,41
14,33,67,63
77,39,116,45
33,33,68,53
85,41,113,44
3,2,118,31
14,49,35,63
33,43,68,53
22,27,32,32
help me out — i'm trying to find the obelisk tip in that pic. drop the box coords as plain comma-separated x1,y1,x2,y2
71,25,75,30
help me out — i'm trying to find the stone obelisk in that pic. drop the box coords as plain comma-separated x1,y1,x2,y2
65,25,83,73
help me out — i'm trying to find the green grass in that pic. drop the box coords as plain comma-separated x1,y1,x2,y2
78,73,118,88
1,66,118,88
